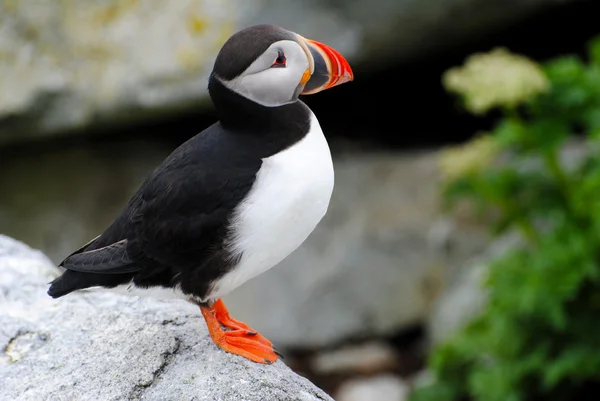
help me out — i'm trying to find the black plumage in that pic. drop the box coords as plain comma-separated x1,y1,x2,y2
48,42,312,303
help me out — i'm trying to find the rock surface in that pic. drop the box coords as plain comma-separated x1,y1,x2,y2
0,148,491,349
0,0,570,145
0,235,333,401
335,374,409,401
310,341,398,375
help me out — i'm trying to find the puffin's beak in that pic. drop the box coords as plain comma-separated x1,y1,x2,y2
297,35,354,95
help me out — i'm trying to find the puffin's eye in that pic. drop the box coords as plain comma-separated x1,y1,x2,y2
271,50,286,68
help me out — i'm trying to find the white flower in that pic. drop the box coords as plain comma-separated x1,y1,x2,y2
443,48,549,114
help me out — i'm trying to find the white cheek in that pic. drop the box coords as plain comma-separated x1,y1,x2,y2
238,68,298,107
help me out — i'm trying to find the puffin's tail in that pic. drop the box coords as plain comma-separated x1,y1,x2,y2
47,270,136,298
47,271,87,298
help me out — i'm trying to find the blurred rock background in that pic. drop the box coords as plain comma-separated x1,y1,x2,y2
0,0,578,142
1,0,599,400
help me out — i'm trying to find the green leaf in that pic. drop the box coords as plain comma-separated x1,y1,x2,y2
588,36,600,67
544,56,585,83
543,347,600,388
494,118,529,150
583,108,600,137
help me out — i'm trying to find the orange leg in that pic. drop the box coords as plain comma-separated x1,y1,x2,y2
200,298,279,364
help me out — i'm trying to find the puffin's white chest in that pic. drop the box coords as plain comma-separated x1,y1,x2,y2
208,112,334,300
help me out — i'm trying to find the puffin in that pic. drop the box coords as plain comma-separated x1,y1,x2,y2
48,24,353,364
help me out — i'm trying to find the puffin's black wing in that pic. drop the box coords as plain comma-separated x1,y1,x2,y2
48,124,260,298
133,135,259,272
59,239,138,274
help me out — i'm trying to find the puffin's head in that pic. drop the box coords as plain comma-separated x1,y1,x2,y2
210,24,354,107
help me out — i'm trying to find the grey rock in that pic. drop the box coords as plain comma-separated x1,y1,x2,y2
407,369,435,394
0,0,359,145
0,0,570,145
310,341,398,375
0,235,333,401
426,259,489,346
426,232,522,344
335,374,409,401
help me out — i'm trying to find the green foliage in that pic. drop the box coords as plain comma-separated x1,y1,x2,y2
412,36,600,401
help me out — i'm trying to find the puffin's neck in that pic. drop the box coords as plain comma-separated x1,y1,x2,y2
208,75,311,145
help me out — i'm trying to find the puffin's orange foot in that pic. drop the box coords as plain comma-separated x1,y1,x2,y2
212,299,273,348
200,299,279,364
213,329,279,364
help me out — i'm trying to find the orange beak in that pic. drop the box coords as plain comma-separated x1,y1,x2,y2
296,35,354,95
